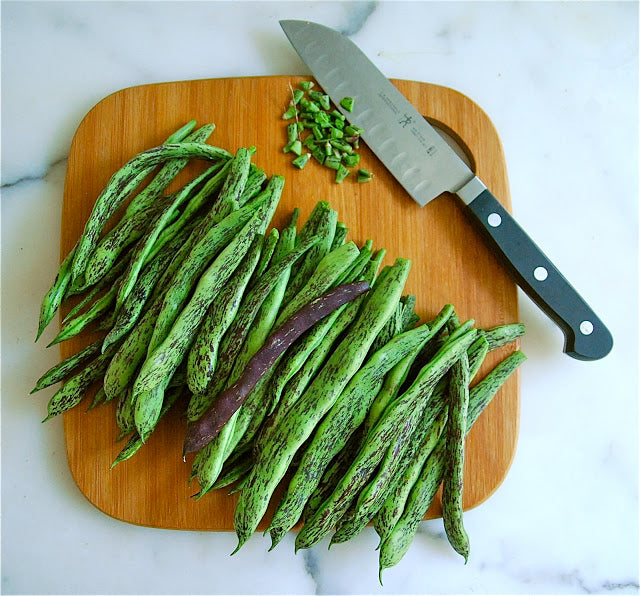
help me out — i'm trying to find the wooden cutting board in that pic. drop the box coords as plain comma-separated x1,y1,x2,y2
59,75,520,532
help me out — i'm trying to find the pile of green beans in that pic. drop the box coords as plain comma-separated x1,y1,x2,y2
32,120,526,582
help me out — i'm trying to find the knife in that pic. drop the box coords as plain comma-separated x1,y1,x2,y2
280,19,613,361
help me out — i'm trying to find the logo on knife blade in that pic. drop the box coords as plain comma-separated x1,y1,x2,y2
399,114,414,128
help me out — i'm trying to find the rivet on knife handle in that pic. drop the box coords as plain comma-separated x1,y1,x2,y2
458,177,613,361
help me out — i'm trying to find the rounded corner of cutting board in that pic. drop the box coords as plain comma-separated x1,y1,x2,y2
61,75,521,531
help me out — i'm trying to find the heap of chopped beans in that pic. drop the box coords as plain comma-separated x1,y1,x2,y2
282,80,374,184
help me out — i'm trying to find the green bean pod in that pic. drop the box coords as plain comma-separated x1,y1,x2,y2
148,177,280,355
31,338,103,393
232,257,411,551
267,324,435,548
273,241,359,328
482,323,526,350
216,146,254,209
282,201,337,303
47,283,119,347
36,246,76,341
330,222,348,250
186,234,264,394
123,123,216,217
249,228,279,286
87,386,107,411
238,165,268,206
83,199,169,288
116,386,136,437
71,141,232,284
102,299,161,401
111,385,183,467
294,328,477,551
442,316,472,561
133,185,282,396
378,350,527,580
43,343,120,421
210,450,254,492
133,382,167,442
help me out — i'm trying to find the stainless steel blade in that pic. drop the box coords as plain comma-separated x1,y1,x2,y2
280,19,475,206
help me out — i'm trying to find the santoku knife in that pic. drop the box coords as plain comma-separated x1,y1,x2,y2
280,19,613,361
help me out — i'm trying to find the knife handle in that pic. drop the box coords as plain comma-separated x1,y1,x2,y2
466,189,613,361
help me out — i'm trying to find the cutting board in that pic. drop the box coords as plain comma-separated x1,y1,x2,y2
59,75,520,532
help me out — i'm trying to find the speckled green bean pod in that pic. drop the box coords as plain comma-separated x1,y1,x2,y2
71,140,232,284
111,385,183,467
36,246,76,341
133,184,282,396
233,257,411,552
267,324,434,548
238,165,267,206
186,234,264,395
31,338,103,394
330,222,348,250
83,198,170,288
47,283,119,347
282,201,337,304
378,350,527,580
147,177,279,355
442,316,472,561
123,123,216,217
294,328,477,552
42,342,120,421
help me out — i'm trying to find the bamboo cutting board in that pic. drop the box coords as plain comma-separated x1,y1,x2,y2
59,75,520,532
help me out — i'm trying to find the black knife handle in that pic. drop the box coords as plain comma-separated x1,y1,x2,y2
466,189,613,361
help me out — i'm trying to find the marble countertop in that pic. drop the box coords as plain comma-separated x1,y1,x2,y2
2,2,638,594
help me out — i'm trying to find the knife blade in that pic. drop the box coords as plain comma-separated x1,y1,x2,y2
280,19,613,361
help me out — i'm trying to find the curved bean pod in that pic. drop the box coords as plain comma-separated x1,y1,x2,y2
267,324,435,548
186,234,264,394
442,316,472,561
71,141,232,284
294,328,477,552
31,338,103,394
124,123,216,217
183,280,372,456
47,283,119,347
43,342,120,421
232,258,411,551
377,350,527,580
36,246,76,341
148,176,281,355
115,165,218,310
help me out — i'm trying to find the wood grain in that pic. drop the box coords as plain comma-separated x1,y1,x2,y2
59,76,520,532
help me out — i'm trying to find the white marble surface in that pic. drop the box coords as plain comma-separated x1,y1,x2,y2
1,1,638,594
